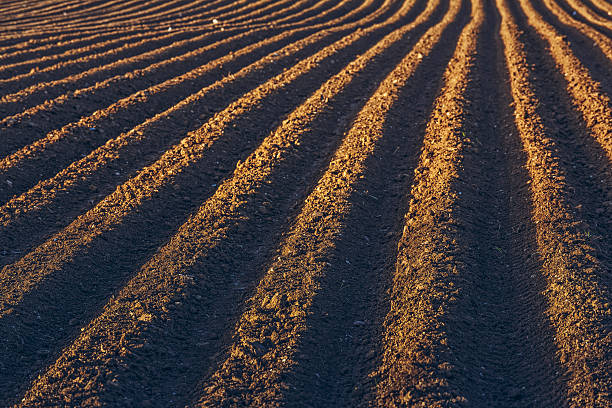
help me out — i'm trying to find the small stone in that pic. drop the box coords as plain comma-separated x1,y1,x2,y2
138,313,153,322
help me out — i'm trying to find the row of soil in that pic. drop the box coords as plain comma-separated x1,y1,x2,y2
0,0,385,202
0,0,258,34
1,0,426,404
2,0,610,406
0,0,397,273
0,0,376,126
499,0,611,404
0,0,329,101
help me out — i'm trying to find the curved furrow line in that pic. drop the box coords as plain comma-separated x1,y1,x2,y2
41,0,211,26
0,0,90,21
140,0,298,28
181,0,326,32
562,0,612,31
0,2,410,402
0,28,221,103
197,1,467,406
0,2,279,50
264,0,366,27
0,28,160,65
374,0,568,405
0,0,348,87
103,0,313,34
0,0,194,34
0,0,221,32
7,4,444,404
516,0,612,166
0,0,378,189
372,0,490,405
2,0,268,36
0,25,133,46
214,0,335,28
0,29,190,79
587,0,612,18
498,0,612,405
0,1,280,65
537,0,612,65
35,0,149,20
36,0,272,34
0,0,257,39
0,0,395,288
0,0,299,99
0,1,383,132
0,0,28,12
0,27,148,56
0,27,272,113
0,1,253,67
0,0,146,26
3,0,120,18
244,7,474,408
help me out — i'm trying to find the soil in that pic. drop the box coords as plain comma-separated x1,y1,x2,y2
0,0,610,407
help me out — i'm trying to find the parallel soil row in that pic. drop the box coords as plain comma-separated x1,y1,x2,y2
1,0,610,406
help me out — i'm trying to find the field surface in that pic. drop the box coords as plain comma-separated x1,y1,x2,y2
1,0,611,406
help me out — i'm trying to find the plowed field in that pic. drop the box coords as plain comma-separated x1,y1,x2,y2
1,0,610,406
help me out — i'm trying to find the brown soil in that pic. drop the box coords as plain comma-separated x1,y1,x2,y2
1,0,610,407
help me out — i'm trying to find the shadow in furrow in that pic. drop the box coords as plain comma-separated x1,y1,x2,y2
442,1,567,405
277,4,473,407
0,14,419,405
508,0,611,293
527,0,612,97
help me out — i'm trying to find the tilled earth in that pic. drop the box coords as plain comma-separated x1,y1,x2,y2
0,0,611,406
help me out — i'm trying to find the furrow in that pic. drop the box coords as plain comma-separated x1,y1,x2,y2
0,1,296,73
0,0,138,22
4,0,272,35
9,3,439,404
0,0,395,306
373,0,489,404
197,0,465,405
1,0,235,32
0,28,144,56
0,2,412,402
0,0,291,100
0,0,350,110
0,0,84,20
0,28,246,114
0,4,361,198
262,5,474,407
562,0,612,31
515,0,612,163
0,28,177,68
498,0,612,404
0,27,225,96
0,0,150,26
0,0,387,225
0,0,375,155
374,0,570,405
534,0,612,74
588,0,612,18
0,29,193,79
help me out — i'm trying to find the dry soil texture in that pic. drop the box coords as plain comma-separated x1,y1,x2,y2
0,0,611,406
